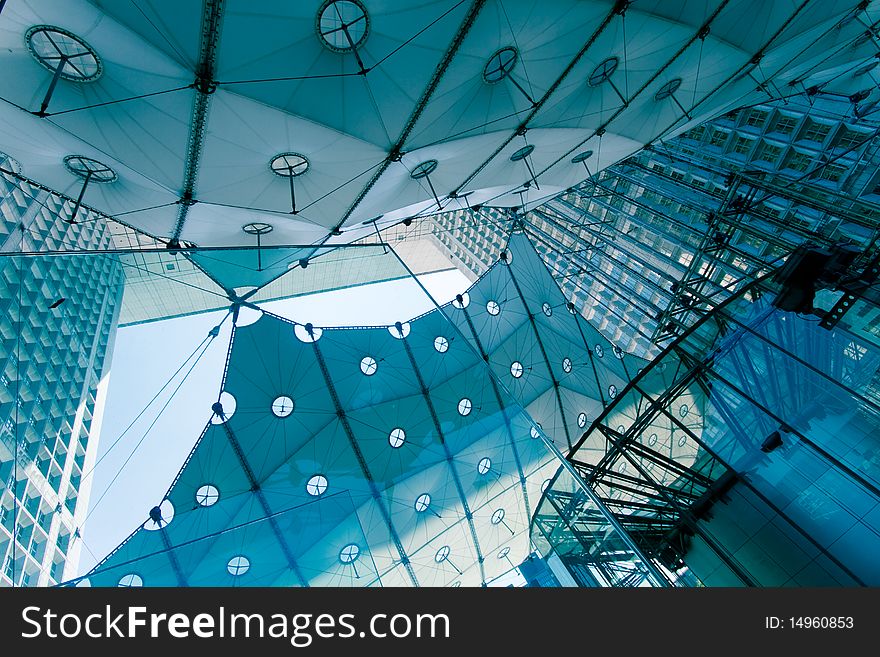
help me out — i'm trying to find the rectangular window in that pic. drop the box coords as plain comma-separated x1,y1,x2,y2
819,164,847,183
785,151,813,173
758,144,782,163
685,125,706,141
39,509,52,531
745,109,767,128
731,256,750,271
738,234,764,250
732,136,754,154
802,121,831,143
649,163,667,175
773,115,798,135
836,128,866,150
709,129,728,147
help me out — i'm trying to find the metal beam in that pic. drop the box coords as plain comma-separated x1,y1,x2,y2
631,379,868,586
452,1,626,194
600,426,758,586
399,334,487,585
332,0,487,233
457,307,531,519
171,0,225,242
158,526,188,586
309,338,419,586
504,258,573,450
220,422,309,587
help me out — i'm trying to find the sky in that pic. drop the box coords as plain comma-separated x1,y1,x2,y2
76,269,472,577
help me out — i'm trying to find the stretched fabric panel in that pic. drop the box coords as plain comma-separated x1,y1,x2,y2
80,233,642,586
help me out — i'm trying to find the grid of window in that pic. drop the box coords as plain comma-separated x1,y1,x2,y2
0,169,123,587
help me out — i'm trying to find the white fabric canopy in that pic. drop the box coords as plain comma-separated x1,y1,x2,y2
0,0,875,247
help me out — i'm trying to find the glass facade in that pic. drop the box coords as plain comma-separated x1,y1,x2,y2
404,94,880,360
537,269,880,586
0,169,124,587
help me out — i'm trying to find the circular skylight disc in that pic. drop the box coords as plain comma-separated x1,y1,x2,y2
410,160,439,179
655,78,682,101
483,46,518,83
270,152,309,176
510,145,535,162
64,155,116,182
27,26,102,81
317,1,369,52
588,56,619,87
